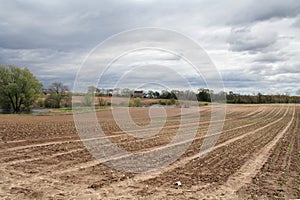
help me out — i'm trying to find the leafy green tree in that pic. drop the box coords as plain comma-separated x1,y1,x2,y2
0,65,43,113
160,90,177,99
197,88,211,102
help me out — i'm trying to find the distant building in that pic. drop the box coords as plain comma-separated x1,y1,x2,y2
133,90,144,98
107,89,114,96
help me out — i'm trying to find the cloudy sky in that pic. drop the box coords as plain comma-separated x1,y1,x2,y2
0,0,300,95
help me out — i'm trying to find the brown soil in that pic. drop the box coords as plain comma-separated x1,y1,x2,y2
0,104,298,199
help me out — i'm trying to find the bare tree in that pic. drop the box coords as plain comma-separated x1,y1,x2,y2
45,82,70,108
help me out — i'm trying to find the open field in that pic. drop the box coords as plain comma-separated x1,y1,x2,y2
0,104,299,199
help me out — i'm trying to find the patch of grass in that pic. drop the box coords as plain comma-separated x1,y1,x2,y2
199,102,209,106
58,107,73,111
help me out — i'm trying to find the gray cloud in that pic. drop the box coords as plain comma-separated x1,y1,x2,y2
274,63,300,74
1,0,299,51
292,15,300,28
0,0,300,95
253,52,287,63
225,0,300,25
0,0,157,50
247,64,273,75
227,27,278,53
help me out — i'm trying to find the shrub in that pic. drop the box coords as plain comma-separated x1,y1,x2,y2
98,97,107,107
45,95,59,108
170,98,176,105
133,98,141,107
37,98,45,108
128,101,134,107
82,93,94,106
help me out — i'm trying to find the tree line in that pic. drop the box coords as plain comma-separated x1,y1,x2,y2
78,87,300,104
1,65,300,113
226,91,300,104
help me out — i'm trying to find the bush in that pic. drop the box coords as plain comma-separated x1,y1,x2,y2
133,98,141,107
45,94,60,108
157,99,176,106
82,93,94,106
199,102,209,107
128,101,134,107
61,93,72,108
126,98,142,107
98,97,107,107
158,100,166,105
37,98,45,108
170,98,176,105
150,101,159,105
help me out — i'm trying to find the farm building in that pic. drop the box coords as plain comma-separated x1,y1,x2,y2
133,90,144,98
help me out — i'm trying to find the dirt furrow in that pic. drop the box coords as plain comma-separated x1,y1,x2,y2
85,106,289,198
1,105,278,191
207,105,296,199
0,104,273,165
0,104,272,153
1,105,296,199
237,105,300,199
52,105,281,175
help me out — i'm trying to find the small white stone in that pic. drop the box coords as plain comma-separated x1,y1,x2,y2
174,181,182,186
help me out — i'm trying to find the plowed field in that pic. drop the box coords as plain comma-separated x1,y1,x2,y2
0,104,299,199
